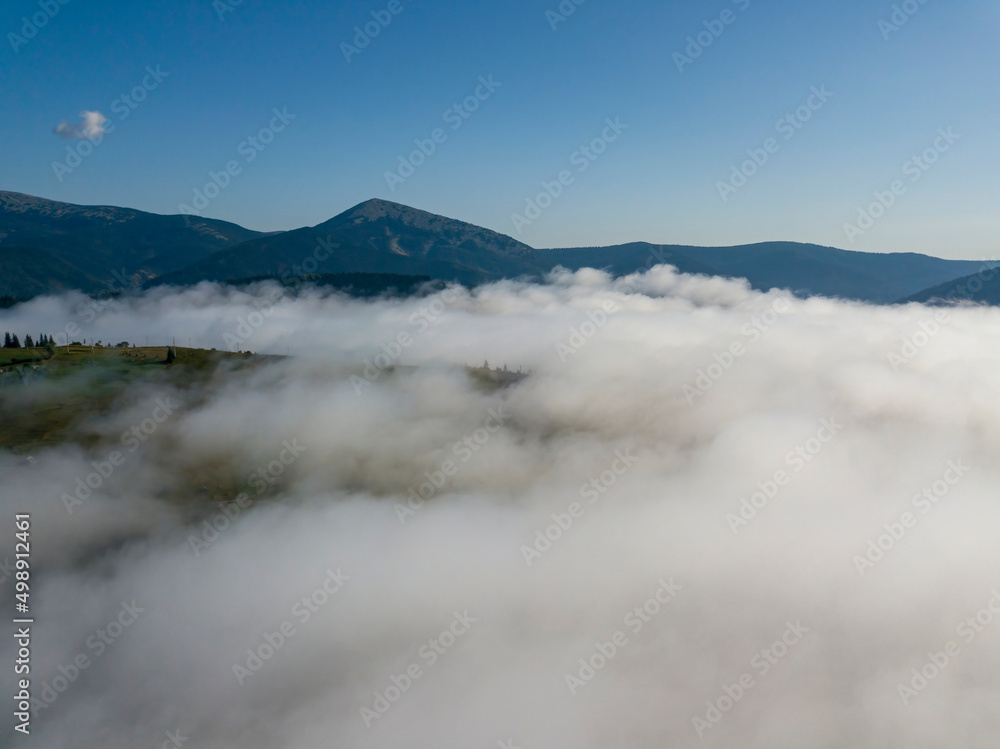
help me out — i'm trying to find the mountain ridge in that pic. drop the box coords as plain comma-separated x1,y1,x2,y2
1,191,992,304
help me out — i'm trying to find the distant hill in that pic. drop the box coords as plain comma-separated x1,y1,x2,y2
898,266,1000,305
0,191,265,294
1,191,991,304
538,242,998,304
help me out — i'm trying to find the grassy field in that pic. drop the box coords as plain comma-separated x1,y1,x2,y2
0,345,261,452
1,346,524,509
0,343,255,368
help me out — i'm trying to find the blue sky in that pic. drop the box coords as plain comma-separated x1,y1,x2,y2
3,0,998,258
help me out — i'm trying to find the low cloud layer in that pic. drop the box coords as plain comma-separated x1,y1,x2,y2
2,266,1000,747
53,110,106,139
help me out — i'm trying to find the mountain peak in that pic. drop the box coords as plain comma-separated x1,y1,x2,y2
314,198,535,269
329,198,452,227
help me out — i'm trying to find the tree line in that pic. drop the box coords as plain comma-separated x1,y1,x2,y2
3,333,54,349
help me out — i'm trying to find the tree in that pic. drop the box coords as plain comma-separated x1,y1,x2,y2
11,334,20,348
166,346,176,364
3,332,10,348
24,334,33,348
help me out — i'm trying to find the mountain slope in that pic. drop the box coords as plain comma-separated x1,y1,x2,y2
535,242,733,280
2,191,991,304
154,199,542,286
539,241,990,303
0,191,265,293
0,245,105,296
898,266,1000,305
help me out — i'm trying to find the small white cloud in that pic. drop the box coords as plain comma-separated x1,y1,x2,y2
54,110,107,139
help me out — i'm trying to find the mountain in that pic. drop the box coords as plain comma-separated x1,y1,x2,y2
0,191,265,294
529,241,722,278
898,266,1000,305
1,191,992,304
152,199,541,287
227,272,438,298
0,245,105,296
538,242,998,304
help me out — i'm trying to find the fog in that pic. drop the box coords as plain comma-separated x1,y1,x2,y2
2,265,999,747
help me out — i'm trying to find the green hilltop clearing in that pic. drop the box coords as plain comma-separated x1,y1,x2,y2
0,345,527,513
0,345,526,454
0,345,265,451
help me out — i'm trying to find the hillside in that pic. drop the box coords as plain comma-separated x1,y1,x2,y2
537,242,995,303
898,266,1000,305
0,191,265,293
1,192,991,304
0,245,106,295
154,199,541,287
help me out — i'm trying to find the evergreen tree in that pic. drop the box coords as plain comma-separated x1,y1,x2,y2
24,334,33,348
10,334,19,348
3,332,10,348
166,346,176,363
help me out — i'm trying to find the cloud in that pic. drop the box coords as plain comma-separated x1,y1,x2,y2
53,110,107,139
2,267,1000,747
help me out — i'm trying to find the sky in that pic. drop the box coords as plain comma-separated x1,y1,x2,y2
2,0,999,258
